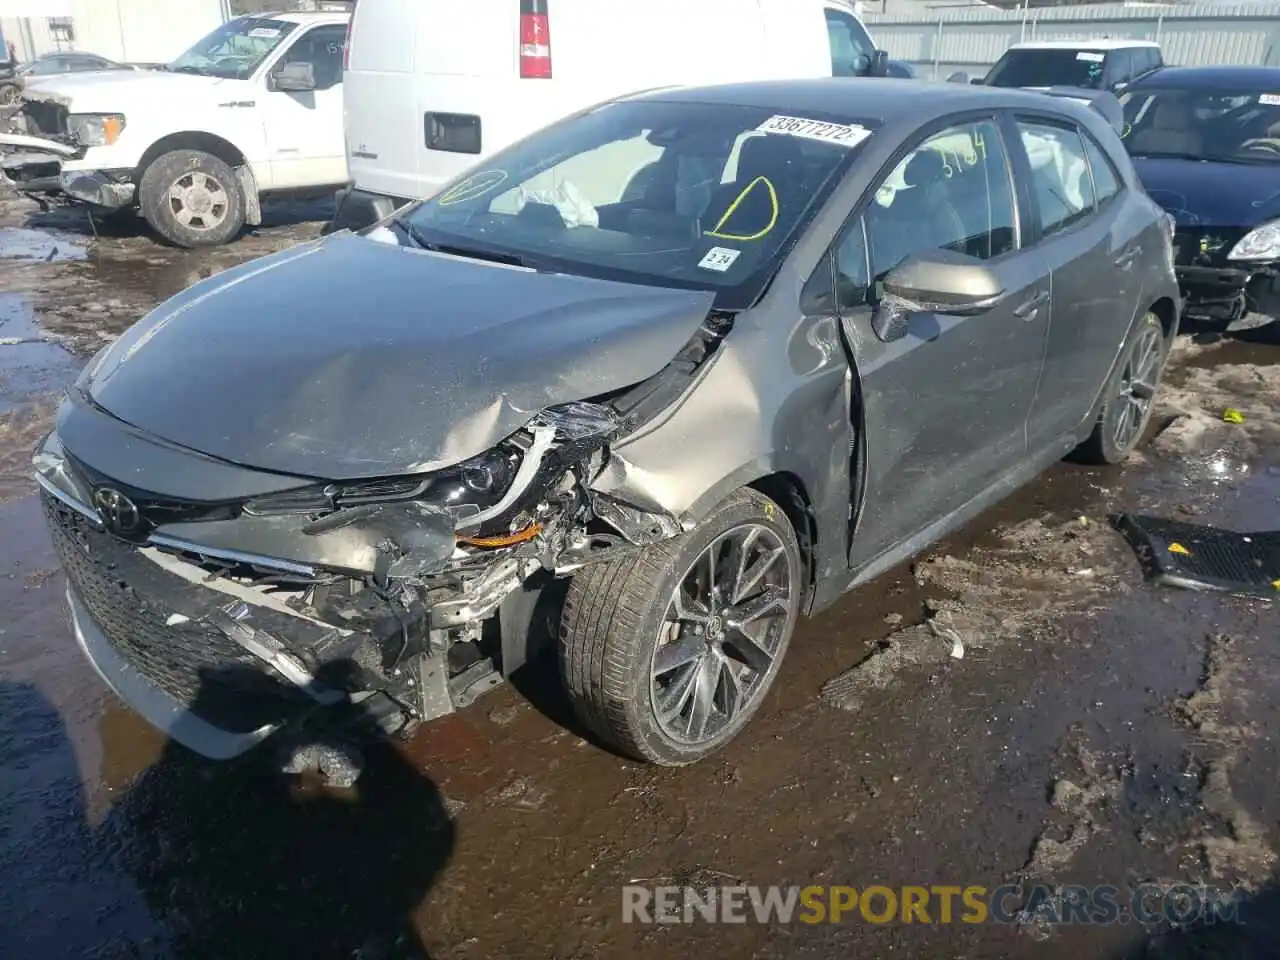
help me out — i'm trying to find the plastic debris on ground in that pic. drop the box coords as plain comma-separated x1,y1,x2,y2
1111,513,1280,600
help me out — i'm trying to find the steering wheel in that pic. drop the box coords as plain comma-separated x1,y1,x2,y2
1240,138,1280,155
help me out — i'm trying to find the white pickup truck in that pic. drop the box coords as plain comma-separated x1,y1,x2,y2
0,12,348,247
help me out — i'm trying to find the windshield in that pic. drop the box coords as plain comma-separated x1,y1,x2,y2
1120,87,1280,163
401,100,870,308
167,17,297,79
986,50,1107,89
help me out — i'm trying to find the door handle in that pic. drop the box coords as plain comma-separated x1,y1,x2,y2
1013,289,1049,320
1114,245,1142,269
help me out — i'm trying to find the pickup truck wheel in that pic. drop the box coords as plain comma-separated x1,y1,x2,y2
139,149,245,248
560,488,801,765
0,83,19,107
1077,310,1166,465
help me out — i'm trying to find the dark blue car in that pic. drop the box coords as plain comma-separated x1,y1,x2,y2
1121,65,1280,328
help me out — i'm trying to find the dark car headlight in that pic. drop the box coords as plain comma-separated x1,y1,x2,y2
242,447,522,518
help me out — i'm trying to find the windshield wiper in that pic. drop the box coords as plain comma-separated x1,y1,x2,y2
388,218,532,268
1128,150,1207,162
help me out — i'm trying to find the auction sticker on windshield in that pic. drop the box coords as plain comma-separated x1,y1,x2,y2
757,115,871,148
249,27,281,38
1076,51,1105,62
1260,94,1280,106
698,247,742,272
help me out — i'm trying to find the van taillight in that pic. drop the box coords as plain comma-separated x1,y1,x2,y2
343,22,352,70
519,0,551,79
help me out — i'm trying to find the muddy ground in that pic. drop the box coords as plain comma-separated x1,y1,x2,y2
1,189,1279,960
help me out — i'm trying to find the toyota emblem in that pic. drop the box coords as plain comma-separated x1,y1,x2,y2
93,487,141,534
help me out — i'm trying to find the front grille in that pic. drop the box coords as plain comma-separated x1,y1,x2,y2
43,493,314,734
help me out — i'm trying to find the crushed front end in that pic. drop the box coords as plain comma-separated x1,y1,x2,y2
1,89,134,207
34,394,699,759
1172,224,1280,327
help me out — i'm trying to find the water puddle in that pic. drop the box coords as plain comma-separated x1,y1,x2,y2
0,226,87,263
0,293,81,415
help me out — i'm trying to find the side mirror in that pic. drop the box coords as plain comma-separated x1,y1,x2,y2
271,60,316,92
869,49,890,78
872,250,1005,342
971,76,986,85
946,71,970,84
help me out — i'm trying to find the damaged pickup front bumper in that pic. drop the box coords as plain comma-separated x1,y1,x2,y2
1,97,135,207
33,402,683,759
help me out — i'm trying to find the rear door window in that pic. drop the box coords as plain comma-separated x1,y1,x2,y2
1082,133,1121,205
1016,120,1097,236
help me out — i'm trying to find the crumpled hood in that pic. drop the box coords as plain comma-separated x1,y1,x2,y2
22,70,220,111
1132,156,1280,228
82,232,716,480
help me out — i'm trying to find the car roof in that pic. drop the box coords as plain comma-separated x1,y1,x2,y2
35,50,113,59
630,77,1085,126
1008,39,1160,51
245,11,349,25
1128,64,1280,90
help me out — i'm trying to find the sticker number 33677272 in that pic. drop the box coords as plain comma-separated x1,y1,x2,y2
757,115,872,148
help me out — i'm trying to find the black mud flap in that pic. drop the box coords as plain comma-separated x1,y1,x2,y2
1112,514,1280,599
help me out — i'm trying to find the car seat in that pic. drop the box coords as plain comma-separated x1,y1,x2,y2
1127,98,1203,156
700,134,805,240
867,149,967,279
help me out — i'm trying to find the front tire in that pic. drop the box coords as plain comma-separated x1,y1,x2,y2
560,487,802,765
1076,309,1166,465
139,149,245,248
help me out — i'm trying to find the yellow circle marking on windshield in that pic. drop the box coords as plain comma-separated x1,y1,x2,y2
705,176,779,242
437,170,508,206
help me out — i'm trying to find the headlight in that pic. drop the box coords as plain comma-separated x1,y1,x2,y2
67,113,126,147
1227,220,1280,262
243,447,522,519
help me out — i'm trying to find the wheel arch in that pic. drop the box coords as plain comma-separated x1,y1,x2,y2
1147,295,1179,344
748,471,818,609
134,131,247,183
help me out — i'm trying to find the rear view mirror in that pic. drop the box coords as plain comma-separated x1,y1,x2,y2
869,50,890,78
272,60,316,92
873,251,1005,342
946,71,970,84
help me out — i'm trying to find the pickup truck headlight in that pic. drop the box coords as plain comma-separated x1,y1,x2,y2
67,113,126,147
1227,220,1280,262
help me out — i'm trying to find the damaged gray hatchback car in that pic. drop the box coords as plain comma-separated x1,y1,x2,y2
36,79,1179,765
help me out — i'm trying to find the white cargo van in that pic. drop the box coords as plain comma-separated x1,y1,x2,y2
333,0,890,230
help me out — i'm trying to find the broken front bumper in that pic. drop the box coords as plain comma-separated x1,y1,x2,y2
1,132,134,207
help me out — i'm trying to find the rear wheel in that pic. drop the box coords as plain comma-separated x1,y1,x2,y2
139,149,245,248
0,83,20,108
1077,310,1166,464
559,487,802,765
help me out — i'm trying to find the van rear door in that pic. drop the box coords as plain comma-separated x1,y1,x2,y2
344,0,422,202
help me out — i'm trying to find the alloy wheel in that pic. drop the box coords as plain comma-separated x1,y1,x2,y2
650,523,793,745
167,170,229,233
1112,321,1162,449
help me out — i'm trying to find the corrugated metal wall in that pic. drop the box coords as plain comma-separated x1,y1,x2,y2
864,1,1280,79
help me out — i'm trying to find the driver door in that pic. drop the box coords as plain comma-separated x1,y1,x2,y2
831,119,1051,568
259,24,348,189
